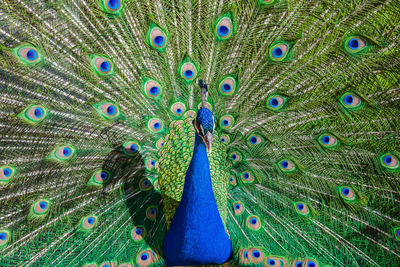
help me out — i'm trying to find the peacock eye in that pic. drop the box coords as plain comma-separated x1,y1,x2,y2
247,134,262,146
32,199,50,215
90,55,114,76
148,118,164,133
18,104,49,124
218,76,237,96
266,94,288,111
339,92,363,110
229,175,237,186
13,44,42,65
344,36,368,54
148,23,168,52
143,78,163,98
0,230,10,247
146,206,158,221
338,186,356,201
137,250,159,266
215,13,234,40
394,227,400,241
294,202,309,216
278,159,297,173
139,178,153,191
80,215,98,231
304,259,319,267
123,141,141,156
241,171,254,183
380,153,399,171
269,43,290,61
146,158,156,170
131,226,146,242
247,215,261,230
179,57,198,83
247,248,265,264
229,152,241,163
93,101,120,119
233,201,244,215
219,115,235,130
0,166,15,183
318,133,340,149
51,145,75,161
89,170,111,186
171,102,186,116
100,0,123,14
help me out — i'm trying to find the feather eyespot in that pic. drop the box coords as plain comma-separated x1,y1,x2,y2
80,215,98,231
156,138,164,149
229,175,237,186
338,186,356,201
380,153,399,171
146,206,157,221
247,134,262,146
215,14,234,40
90,55,114,76
218,76,237,96
265,256,289,267
247,215,261,230
139,178,153,191
49,145,75,162
220,135,230,144
0,230,10,247
32,199,50,215
318,133,340,149
136,249,159,266
148,118,164,133
18,104,49,124
184,110,196,118
394,227,400,241
294,202,309,216
344,36,368,54
229,152,241,163
131,226,146,242
241,171,254,183
269,43,290,61
0,166,15,183
146,158,156,170
303,258,319,267
219,115,234,130
143,78,163,99
247,248,265,264
233,201,244,215
123,141,141,156
339,92,364,110
148,23,167,52
89,170,111,186
93,101,120,119
179,57,198,83
13,44,43,65
238,249,251,265
278,159,297,173
171,102,186,116
100,0,123,14
266,94,288,111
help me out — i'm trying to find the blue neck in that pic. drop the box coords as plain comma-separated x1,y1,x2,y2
163,132,232,265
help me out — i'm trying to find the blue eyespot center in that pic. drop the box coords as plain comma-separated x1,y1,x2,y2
250,218,257,225
397,229,400,237
342,187,350,196
244,252,248,258
243,172,250,179
130,144,138,152
322,135,330,144
250,136,257,144
154,122,160,129
150,209,156,215
154,35,165,47
269,98,279,107
234,204,240,210
106,105,116,115
344,95,353,105
184,70,194,79
3,168,11,177
222,120,229,126
231,154,237,160
63,147,71,157
272,47,283,58
268,259,276,266
295,262,303,267
384,155,393,165
0,233,6,240
100,61,111,72
281,160,289,168
297,203,304,210
107,0,120,10
143,179,150,186
221,138,225,142
39,201,47,210
141,253,149,261
34,107,43,118
26,49,38,61
308,262,316,267
149,86,159,95
252,251,260,258
100,172,108,180
136,228,142,235
218,25,229,37
176,108,182,114
151,160,155,166
87,217,95,224
222,83,231,92
348,38,359,50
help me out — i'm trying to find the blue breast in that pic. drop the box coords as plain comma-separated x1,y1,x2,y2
163,133,232,265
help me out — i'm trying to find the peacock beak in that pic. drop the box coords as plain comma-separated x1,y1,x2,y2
204,132,213,153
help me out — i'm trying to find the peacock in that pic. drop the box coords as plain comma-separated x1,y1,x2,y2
0,0,400,266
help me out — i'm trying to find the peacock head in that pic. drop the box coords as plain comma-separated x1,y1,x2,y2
193,107,216,152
